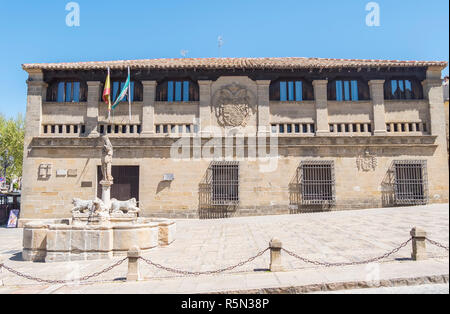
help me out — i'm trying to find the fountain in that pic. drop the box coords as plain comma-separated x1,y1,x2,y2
22,136,176,263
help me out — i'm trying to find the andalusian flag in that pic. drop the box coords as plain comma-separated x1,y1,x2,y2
112,67,133,121
103,67,112,118
112,67,130,110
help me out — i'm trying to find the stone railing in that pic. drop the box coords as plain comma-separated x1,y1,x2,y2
42,124,87,136
329,122,372,135
271,123,315,135
98,124,142,136
155,123,199,135
386,122,429,134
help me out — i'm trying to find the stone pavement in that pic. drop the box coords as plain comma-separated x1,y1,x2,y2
0,204,448,293
0,258,448,294
309,283,449,294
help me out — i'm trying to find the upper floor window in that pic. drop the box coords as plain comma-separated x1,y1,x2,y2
156,80,199,102
384,79,423,100
328,79,369,101
270,79,314,101
99,80,143,102
47,81,87,102
112,81,141,102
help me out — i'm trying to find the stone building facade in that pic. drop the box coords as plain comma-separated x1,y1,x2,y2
20,58,449,222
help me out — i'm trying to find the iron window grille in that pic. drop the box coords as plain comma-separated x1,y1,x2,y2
299,161,336,205
393,160,428,205
210,161,239,206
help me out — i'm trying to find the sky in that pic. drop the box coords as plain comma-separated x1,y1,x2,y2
0,0,448,118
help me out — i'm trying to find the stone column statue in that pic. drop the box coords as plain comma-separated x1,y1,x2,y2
100,135,114,209
101,135,114,183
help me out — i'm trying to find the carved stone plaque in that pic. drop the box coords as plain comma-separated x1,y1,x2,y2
38,164,52,180
67,169,78,177
213,83,256,127
357,148,377,172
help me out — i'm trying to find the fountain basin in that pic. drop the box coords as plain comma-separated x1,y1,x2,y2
22,218,176,262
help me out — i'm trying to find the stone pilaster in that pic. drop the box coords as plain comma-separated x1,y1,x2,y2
369,80,386,136
86,81,101,136
141,81,157,136
423,67,446,137
21,70,46,219
198,80,212,135
256,80,271,135
24,70,46,140
312,80,329,135
422,66,449,203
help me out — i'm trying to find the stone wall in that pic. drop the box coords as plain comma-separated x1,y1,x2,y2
20,67,450,221
19,135,448,220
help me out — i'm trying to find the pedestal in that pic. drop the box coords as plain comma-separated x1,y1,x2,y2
100,180,113,209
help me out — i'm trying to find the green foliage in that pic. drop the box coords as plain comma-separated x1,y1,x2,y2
0,114,25,183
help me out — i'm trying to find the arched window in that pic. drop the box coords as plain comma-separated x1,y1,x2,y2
47,81,87,102
328,78,370,101
270,79,314,101
156,79,199,102
384,79,423,100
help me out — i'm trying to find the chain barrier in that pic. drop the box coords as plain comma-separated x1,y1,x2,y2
426,238,449,251
0,236,448,284
139,247,270,276
0,258,127,284
282,238,413,267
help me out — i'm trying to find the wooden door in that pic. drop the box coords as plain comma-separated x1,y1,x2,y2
97,166,139,201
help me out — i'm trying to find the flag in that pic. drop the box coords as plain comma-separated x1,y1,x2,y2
103,68,112,117
112,67,133,122
112,68,130,110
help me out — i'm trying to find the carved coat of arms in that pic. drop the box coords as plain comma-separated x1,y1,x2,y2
213,83,255,127
357,148,377,172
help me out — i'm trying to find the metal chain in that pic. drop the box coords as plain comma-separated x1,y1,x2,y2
426,238,449,251
0,258,127,284
282,238,413,267
1,236,446,284
139,247,270,276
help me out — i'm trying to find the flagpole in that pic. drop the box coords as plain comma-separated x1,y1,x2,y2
107,67,111,121
128,67,132,123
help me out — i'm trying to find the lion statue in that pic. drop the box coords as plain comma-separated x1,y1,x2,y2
71,198,94,214
110,198,140,214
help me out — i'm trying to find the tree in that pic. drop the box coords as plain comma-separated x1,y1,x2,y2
0,114,25,188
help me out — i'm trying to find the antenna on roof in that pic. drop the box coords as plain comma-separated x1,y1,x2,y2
218,36,224,58
180,50,189,58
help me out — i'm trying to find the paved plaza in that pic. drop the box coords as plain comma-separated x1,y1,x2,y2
0,204,449,293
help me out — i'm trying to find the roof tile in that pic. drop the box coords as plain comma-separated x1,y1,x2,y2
22,57,448,71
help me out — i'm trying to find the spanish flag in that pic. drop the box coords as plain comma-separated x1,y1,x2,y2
103,67,112,118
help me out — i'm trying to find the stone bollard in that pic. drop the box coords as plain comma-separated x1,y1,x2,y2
410,227,427,261
127,246,142,281
269,238,284,272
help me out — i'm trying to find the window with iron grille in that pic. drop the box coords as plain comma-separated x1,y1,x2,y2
300,161,335,205
211,161,239,206
393,160,428,205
